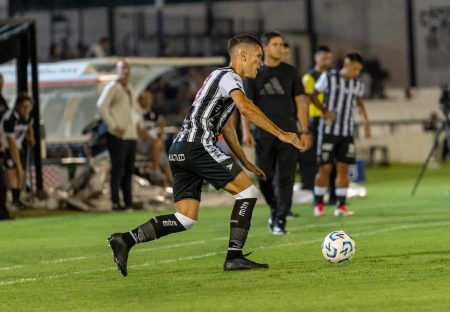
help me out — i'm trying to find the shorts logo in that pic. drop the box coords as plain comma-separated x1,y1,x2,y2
169,154,185,161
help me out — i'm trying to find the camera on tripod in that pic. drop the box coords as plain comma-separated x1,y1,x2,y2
440,83,450,115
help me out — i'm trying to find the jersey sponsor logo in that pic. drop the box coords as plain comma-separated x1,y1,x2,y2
169,154,185,161
238,201,249,217
162,220,178,227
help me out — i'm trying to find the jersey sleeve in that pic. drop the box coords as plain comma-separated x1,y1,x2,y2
302,73,316,95
314,72,329,93
293,69,305,96
220,72,245,96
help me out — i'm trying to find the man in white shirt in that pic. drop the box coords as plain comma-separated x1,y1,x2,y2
97,59,140,210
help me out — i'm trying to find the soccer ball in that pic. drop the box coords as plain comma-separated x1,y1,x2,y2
321,230,356,263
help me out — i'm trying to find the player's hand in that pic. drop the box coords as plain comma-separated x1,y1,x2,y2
242,159,266,181
242,131,255,147
324,110,335,122
280,132,304,151
300,133,313,151
114,127,125,138
364,123,371,138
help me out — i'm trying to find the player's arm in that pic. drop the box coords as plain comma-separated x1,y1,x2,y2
230,89,303,150
295,94,312,150
222,118,266,180
356,97,371,138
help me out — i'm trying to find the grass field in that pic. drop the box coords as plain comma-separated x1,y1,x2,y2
1,164,450,311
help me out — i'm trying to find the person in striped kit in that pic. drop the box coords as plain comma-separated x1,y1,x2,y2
107,35,307,276
311,52,371,217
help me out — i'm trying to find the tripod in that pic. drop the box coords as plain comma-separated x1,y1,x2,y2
411,113,450,195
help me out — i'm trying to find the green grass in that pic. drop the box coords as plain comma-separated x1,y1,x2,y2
1,164,450,311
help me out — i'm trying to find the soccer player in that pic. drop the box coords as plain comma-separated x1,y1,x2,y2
299,46,335,196
311,52,371,217
107,34,307,276
241,31,312,235
2,93,35,209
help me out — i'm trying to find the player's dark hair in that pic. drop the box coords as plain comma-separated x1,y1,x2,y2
227,34,263,54
283,42,290,48
316,45,331,54
260,31,284,45
14,92,33,110
345,52,364,65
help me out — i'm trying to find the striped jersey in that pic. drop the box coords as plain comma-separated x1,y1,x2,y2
314,70,364,137
174,67,244,145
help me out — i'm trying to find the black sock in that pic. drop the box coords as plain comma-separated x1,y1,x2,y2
336,188,348,207
227,198,257,260
12,189,20,203
125,214,186,246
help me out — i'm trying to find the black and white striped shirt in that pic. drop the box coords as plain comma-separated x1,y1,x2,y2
315,70,364,137
174,67,244,145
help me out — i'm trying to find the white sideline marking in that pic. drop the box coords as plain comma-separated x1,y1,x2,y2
1,221,448,287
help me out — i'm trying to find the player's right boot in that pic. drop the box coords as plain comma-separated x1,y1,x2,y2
224,254,269,271
108,233,131,277
314,202,325,217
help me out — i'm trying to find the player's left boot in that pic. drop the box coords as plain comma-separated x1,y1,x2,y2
224,253,269,271
108,233,131,277
334,204,355,216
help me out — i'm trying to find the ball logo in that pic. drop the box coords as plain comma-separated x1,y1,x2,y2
169,154,185,161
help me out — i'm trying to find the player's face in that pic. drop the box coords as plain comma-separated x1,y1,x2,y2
264,36,284,61
117,60,131,82
245,45,263,78
315,51,333,70
17,100,33,119
345,61,363,79
139,91,153,112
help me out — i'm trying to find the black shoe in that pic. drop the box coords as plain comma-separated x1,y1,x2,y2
272,223,287,235
108,233,131,277
224,254,269,271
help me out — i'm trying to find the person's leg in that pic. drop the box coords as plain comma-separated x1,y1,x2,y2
314,164,333,204
108,141,202,276
222,171,268,270
121,140,137,208
255,137,277,227
327,164,337,205
106,133,126,209
0,163,11,220
273,142,297,233
334,137,355,216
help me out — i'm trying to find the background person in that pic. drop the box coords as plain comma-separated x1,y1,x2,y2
97,59,140,211
241,31,312,235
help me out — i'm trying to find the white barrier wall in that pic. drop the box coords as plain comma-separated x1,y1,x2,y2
355,87,443,163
